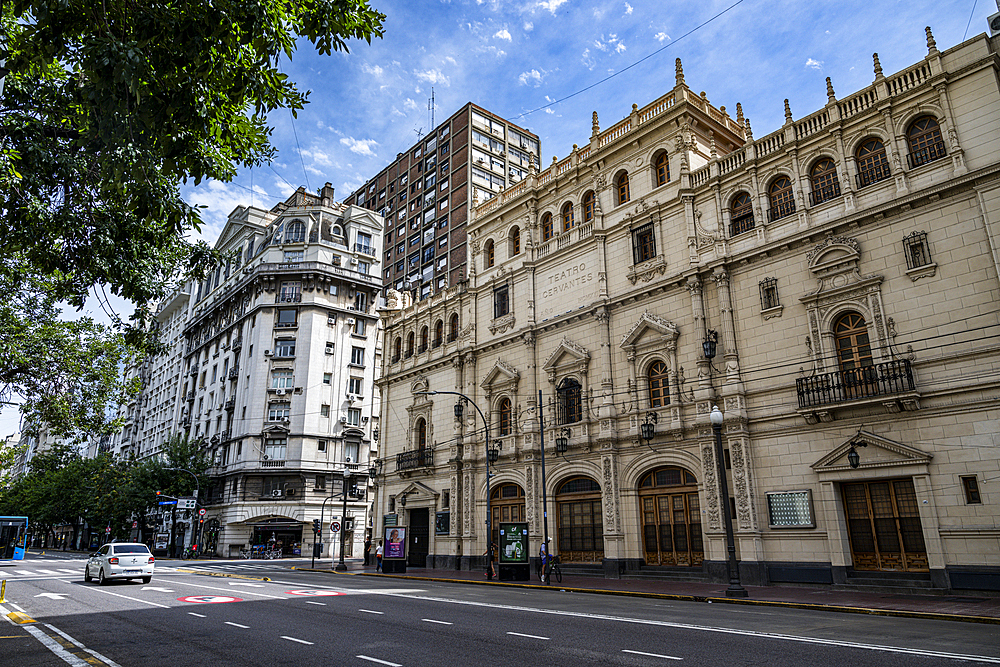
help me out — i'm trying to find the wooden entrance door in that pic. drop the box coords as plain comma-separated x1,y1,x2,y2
639,467,703,566
407,508,429,567
555,477,604,563
842,479,928,571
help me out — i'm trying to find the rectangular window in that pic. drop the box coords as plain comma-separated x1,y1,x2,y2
346,408,362,427
358,261,370,275
422,246,435,263
275,308,297,328
315,473,326,488
344,441,360,464
759,277,780,311
320,404,330,417
274,339,296,358
267,403,290,422
494,284,510,318
323,373,332,385
211,365,218,383
278,281,302,303
353,318,367,336
962,476,982,504
903,230,932,269
264,437,287,459
271,369,294,389
348,377,363,395
318,440,327,453
283,250,304,263
631,223,656,264
350,347,365,366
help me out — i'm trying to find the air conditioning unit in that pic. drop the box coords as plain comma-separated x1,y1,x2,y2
339,416,347,424
276,388,287,396
282,417,290,424
347,394,356,403
328,316,337,325
271,489,284,498
346,318,356,325
264,350,273,356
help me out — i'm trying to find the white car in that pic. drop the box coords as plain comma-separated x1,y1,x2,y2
85,543,155,585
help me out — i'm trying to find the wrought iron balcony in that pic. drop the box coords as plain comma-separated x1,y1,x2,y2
224,398,236,411
228,366,239,380
906,141,947,169
855,163,891,189
396,448,434,472
796,359,916,409
231,338,243,352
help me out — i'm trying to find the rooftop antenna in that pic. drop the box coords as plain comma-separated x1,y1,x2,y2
428,87,436,131
413,127,424,139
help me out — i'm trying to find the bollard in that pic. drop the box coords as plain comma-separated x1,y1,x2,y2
1,579,6,603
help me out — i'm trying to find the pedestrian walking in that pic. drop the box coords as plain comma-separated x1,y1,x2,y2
483,542,497,580
539,539,550,584
363,536,372,566
375,539,384,572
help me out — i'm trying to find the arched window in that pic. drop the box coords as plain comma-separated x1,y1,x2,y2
730,192,755,236
415,417,427,450
285,220,306,244
562,202,575,231
541,213,554,241
856,138,890,187
555,477,603,562
393,336,401,362
490,483,525,547
767,176,795,221
557,377,582,424
582,191,595,223
835,312,874,393
809,158,841,206
510,227,521,256
654,152,670,187
907,116,946,168
616,172,630,205
638,467,702,567
433,320,444,347
485,239,495,268
448,313,459,342
497,397,512,436
419,326,428,353
406,332,415,357
648,360,669,408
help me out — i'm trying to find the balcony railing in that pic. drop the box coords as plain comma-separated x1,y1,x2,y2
228,367,239,380
396,448,433,471
808,181,842,206
186,390,196,402
906,142,947,169
855,163,891,189
796,359,915,409
276,294,302,303
224,398,236,411
354,243,375,256
231,338,243,352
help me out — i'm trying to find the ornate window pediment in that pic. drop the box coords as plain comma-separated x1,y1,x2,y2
811,431,932,479
480,359,520,391
620,311,680,351
543,338,590,383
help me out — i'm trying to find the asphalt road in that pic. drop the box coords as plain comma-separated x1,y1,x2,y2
3,553,999,666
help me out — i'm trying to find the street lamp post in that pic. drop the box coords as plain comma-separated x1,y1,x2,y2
710,405,748,598
336,468,354,571
416,390,498,578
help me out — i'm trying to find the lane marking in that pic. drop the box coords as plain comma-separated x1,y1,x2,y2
188,613,206,618
305,601,326,606
141,587,175,593
285,590,345,596
281,636,314,645
35,592,69,600
358,609,384,615
81,586,170,609
166,579,283,599
45,624,124,667
227,581,265,588
422,618,453,625
357,655,401,666
22,626,89,667
224,622,250,628
623,649,684,661
178,596,242,604
507,631,549,640
378,592,1000,664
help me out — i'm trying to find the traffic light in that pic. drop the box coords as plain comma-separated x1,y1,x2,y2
312,519,321,535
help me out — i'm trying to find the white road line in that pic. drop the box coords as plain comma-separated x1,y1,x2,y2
358,609,384,614
163,579,283,599
188,612,206,618
421,618,453,625
22,626,90,667
623,649,683,661
225,622,250,628
357,655,402,667
305,601,326,606
507,631,549,640
80,585,171,608
44,624,124,667
379,592,1000,665
281,636,314,645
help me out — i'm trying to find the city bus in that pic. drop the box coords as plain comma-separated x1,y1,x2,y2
1,516,28,562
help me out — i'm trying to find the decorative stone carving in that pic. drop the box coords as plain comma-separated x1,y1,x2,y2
489,312,516,335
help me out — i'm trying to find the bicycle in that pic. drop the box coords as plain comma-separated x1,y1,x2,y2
263,547,282,560
239,547,252,559
180,546,200,560
543,554,562,584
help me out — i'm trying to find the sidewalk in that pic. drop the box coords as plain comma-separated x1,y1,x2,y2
296,561,1000,625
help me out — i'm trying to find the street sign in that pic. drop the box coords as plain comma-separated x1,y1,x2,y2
105,527,111,534
330,522,340,533
198,508,207,516
158,500,177,506
132,521,138,528
177,498,197,510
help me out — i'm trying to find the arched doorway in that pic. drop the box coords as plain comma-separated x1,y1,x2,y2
638,467,703,566
555,477,604,563
490,483,525,547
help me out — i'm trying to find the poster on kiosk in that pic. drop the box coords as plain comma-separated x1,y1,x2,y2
383,526,407,573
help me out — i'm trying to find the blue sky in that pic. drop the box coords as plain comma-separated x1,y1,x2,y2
3,0,995,439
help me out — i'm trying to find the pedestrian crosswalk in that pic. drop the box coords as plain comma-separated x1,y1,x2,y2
1,558,300,579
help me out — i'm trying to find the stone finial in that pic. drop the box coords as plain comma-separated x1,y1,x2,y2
745,117,753,140
675,58,685,87
925,26,938,53
709,130,717,159
826,77,836,102
720,105,727,117
736,102,744,126
572,143,578,153
873,53,883,78
783,98,792,124
528,152,537,175
552,156,558,165
591,111,600,138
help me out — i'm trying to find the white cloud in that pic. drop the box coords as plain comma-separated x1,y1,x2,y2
582,48,596,70
537,0,568,15
403,98,420,112
624,3,633,14
594,34,622,53
615,41,626,53
524,21,533,31
545,108,555,114
494,28,512,41
414,68,451,86
362,63,383,77
805,58,823,70
655,32,669,42
339,137,378,157
518,68,546,86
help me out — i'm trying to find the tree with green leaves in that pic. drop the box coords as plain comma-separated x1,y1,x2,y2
0,0,385,435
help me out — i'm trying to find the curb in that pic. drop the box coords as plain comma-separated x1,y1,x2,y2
289,568,1000,625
